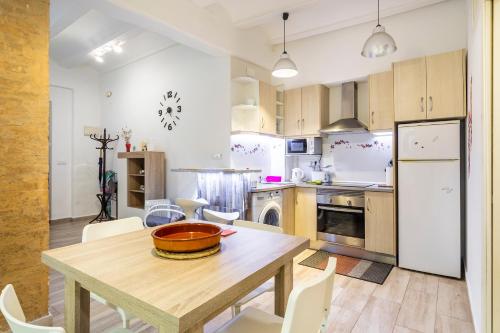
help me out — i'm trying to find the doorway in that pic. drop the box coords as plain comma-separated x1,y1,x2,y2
49,86,73,221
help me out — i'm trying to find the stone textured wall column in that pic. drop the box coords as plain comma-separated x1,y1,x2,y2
0,0,50,330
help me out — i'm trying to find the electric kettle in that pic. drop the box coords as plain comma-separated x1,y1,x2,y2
291,168,305,184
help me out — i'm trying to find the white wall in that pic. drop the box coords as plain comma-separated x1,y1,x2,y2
273,0,467,88
465,0,487,331
100,45,231,218
50,62,102,218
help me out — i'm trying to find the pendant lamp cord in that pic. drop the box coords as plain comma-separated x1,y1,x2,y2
377,0,380,27
283,14,286,54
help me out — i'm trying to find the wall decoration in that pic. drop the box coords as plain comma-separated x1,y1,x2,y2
157,90,182,131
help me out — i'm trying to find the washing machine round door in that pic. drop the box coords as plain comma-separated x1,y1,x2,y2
258,201,281,227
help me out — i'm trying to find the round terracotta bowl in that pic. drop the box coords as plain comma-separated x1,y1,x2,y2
151,223,222,253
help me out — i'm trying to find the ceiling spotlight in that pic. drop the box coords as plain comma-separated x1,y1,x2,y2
113,44,123,54
94,55,104,63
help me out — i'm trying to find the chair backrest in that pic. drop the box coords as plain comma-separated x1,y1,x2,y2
203,209,240,224
281,257,336,333
0,284,65,333
82,217,144,243
143,207,186,228
233,220,283,233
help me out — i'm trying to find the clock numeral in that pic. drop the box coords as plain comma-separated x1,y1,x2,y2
177,105,182,112
158,110,163,116
167,91,173,98
168,123,173,130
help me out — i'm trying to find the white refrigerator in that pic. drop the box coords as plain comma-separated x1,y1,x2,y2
398,120,461,278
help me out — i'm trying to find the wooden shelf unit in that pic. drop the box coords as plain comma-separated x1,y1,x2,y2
118,151,166,209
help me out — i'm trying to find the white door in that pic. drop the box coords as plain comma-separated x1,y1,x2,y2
50,87,73,220
398,160,461,277
398,121,460,160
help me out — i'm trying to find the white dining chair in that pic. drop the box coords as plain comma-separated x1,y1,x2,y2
143,203,186,228
231,220,283,317
175,198,208,219
215,257,337,333
0,284,132,333
203,209,240,224
81,217,144,329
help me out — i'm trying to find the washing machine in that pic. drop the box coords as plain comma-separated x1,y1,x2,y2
251,190,282,227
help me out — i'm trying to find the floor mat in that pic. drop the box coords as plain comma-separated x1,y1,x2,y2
299,250,393,284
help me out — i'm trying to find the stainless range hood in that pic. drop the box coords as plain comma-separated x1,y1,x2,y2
320,81,367,134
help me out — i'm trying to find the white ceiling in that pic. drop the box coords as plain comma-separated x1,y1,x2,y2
192,0,448,43
50,1,176,72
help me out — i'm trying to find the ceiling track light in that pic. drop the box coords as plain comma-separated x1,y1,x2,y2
361,0,397,58
272,12,298,78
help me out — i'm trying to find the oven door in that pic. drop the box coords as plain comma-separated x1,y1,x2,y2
317,205,365,248
286,138,308,154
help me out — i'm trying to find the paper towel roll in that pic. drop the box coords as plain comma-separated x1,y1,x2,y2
385,166,394,186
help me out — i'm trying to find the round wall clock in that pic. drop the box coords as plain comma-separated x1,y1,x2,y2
157,90,182,131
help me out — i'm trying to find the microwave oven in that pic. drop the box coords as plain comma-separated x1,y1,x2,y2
285,137,322,155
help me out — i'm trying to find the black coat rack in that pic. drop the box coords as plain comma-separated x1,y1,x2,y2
89,128,119,223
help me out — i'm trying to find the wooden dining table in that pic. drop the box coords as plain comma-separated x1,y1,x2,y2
42,222,309,333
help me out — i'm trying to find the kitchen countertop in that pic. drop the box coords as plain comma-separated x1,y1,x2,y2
250,182,393,193
171,168,261,174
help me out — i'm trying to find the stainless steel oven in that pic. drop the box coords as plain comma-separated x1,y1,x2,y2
316,190,365,248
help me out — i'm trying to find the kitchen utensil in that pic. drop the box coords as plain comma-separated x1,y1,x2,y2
291,168,305,184
311,171,326,183
151,222,222,253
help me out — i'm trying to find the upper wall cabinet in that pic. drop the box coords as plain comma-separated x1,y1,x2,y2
258,81,277,135
368,71,394,131
394,49,466,122
284,85,329,137
231,79,280,135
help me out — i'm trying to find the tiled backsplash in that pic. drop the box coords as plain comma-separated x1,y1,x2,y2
322,132,393,183
230,133,285,180
231,132,392,184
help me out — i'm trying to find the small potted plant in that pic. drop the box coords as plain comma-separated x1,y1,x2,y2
122,127,132,152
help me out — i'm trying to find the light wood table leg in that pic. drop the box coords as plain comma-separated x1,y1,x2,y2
64,277,90,333
275,260,293,317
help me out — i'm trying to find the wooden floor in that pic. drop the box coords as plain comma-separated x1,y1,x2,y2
49,219,475,333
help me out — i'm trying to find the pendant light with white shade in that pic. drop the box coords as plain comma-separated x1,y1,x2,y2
361,0,397,58
272,12,298,78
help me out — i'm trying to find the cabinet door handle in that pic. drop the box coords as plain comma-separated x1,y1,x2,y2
371,111,375,124
302,118,304,128
420,97,424,112
297,119,300,129
367,198,371,212
428,96,433,112
261,118,264,128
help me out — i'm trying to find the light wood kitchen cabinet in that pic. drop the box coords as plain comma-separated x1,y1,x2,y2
284,85,329,137
426,50,465,119
365,192,395,256
394,49,466,122
281,188,295,235
369,71,394,130
394,57,427,122
301,85,329,136
294,187,316,241
284,88,302,136
258,81,277,134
